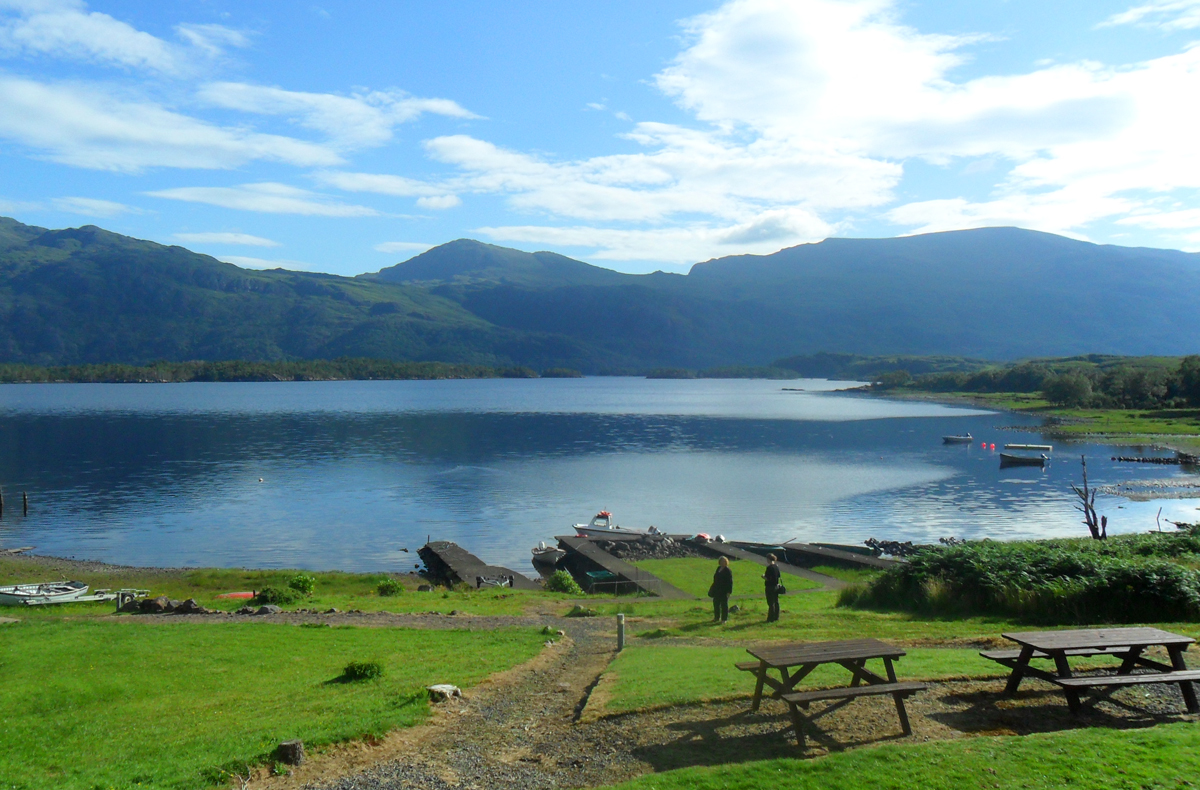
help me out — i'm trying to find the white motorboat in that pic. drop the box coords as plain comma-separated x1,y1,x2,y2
573,511,649,539
942,433,973,444
0,580,89,606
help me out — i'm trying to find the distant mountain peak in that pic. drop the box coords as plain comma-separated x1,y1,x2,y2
367,238,627,288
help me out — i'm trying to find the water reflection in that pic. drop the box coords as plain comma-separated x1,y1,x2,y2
0,379,1196,572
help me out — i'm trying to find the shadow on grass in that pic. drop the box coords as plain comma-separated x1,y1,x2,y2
926,683,1190,737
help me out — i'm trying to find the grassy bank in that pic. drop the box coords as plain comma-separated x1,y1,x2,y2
0,619,544,790
841,530,1200,624
632,557,821,599
606,722,1200,790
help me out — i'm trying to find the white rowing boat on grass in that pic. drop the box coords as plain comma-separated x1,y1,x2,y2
0,580,89,606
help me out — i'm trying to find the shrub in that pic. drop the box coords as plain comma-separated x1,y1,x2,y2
544,570,584,595
377,578,404,596
341,660,384,681
287,573,316,596
841,535,1200,624
254,586,301,605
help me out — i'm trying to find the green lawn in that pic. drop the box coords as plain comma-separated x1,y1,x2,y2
632,557,821,599
0,619,544,790
593,643,1138,714
606,722,1200,790
808,564,881,585
0,560,575,618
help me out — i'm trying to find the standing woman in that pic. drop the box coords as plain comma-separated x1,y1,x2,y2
710,556,733,623
763,553,782,622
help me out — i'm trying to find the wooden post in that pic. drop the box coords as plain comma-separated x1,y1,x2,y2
23,492,27,517
0,487,4,518
617,613,625,651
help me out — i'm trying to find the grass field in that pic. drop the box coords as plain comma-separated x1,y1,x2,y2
593,644,1136,714
0,619,544,790
632,557,821,599
605,722,1200,790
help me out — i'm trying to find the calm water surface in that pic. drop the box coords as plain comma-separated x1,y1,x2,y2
0,378,1196,573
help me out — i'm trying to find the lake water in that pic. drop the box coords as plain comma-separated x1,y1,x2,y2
0,378,1196,574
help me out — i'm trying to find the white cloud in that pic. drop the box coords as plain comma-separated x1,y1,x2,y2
51,196,141,216
175,23,249,57
314,171,447,197
147,182,378,216
173,231,280,247
0,76,342,171
426,0,1200,260
416,194,460,209
0,1,248,72
374,241,434,254
197,82,477,149
479,206,834,264
1101,0,1200,30
0,0,180,71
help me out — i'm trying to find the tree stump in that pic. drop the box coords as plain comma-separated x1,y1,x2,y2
276,740,305,766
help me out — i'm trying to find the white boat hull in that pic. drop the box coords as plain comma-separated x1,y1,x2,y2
0,581,89,606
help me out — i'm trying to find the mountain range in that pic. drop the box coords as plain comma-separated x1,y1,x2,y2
2,216,1198,371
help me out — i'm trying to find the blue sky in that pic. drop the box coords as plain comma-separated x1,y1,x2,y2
2,0,1200,276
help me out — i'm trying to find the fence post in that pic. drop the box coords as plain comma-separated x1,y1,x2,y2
617,613,625,652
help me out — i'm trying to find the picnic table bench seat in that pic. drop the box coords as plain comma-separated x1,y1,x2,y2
1053,669,1200,689
979,646,1130,662
781,681,926,747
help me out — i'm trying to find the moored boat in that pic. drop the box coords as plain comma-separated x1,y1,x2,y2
1004,444,1053,451
573,511,649,538
942,434,973,444
999,452,1048,468
0,580,89,606
531,541,567,569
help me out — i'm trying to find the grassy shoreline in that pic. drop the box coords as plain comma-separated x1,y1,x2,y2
883,388,1200,454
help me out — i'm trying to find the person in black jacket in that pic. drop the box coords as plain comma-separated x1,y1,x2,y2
763,553,782,622
710,556,733,623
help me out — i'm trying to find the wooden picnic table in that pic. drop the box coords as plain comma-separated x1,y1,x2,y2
982,627,1200,714
738,638,925,747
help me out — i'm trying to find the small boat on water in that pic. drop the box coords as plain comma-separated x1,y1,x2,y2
999,452,1049,468
574,511,649,539
531,541,567,569
0,580,89,606
942,434,973,444
1004,444,1053,452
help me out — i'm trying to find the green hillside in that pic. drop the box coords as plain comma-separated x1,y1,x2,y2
1,217,1198,369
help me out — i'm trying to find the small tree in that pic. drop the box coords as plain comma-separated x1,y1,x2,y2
1070,455,1107,540
1042,373,1093,407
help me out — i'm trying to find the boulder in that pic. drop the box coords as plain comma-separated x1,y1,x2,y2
275,739,305,766
417,584,433,592
139,596,174,614
256,605,283,615
118,599,141,613
236,605,255,615
174,598,211,615
426,684,462,702
324,608,340,614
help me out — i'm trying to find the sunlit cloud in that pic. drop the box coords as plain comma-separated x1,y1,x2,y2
0,1,249,73
173,231,280,247
0,76,342,172
1100,0,1200,30
147,182,378,216
198,82,477,150
50,196,142,217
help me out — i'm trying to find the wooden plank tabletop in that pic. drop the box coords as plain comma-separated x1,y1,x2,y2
748,638,904,666
1003,627,1194,651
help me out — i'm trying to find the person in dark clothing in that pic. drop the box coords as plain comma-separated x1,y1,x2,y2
763,553,782,622
710,556,733,623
